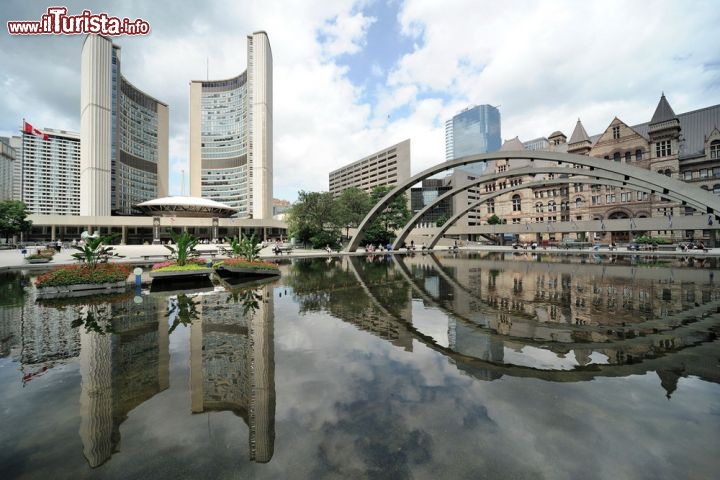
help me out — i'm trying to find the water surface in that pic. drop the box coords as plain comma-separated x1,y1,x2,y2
1,252,718,479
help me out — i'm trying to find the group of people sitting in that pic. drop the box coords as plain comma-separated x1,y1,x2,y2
365,243,393,253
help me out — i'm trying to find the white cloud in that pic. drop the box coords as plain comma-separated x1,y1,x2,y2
1,0,718,204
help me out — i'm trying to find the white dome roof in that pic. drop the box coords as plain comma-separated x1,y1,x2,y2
134,196,238,217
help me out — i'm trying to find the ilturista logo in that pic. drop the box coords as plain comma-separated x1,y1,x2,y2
7,7,150,35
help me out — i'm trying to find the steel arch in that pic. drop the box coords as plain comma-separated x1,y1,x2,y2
346,151,720,252
393,175,654,250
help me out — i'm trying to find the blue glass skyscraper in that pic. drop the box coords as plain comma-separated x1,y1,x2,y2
445,105,501,173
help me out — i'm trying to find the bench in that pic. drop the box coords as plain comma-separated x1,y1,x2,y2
141,254,172,261
197,250,222,260
273,244,293,255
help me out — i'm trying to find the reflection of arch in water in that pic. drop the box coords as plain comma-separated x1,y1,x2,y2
400,253,720,342
347,151,720,252
189,285,275,463
344,256,415,351
344,255,720,388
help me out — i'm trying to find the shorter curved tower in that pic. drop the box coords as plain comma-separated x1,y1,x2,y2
189,31,273,219
80,34,169,216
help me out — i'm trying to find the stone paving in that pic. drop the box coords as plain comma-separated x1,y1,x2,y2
1,242,717,271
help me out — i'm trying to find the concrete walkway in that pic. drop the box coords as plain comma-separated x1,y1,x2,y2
1,243,717,271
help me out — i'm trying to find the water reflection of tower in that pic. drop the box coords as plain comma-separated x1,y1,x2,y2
190,285,275,463
79,295,168,468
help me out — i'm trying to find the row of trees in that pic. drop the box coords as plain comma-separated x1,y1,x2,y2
286,186,412,249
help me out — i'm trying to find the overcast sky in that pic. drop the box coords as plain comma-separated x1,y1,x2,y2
2,0,719,202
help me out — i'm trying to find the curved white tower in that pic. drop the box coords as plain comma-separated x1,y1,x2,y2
81,35,169,216
189,31,273,219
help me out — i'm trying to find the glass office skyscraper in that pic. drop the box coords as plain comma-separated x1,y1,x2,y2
445,105,501,173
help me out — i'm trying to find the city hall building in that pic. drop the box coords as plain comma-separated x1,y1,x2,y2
189,31,273,220
451,94,720,245
80,34,169,216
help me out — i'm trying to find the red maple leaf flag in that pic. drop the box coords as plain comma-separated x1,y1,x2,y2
23,120,49,140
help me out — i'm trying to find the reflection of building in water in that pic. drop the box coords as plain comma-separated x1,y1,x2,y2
0,273,25,358
79,295,168,468
190,285,275,463
401,254,720,377
344,257,414,351
19,291,81,374
0,304,21,358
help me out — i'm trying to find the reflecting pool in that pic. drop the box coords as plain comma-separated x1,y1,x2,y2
1,252,719,479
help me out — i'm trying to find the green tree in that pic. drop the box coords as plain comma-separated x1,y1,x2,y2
487,214,502,225
287,191,341,248
435,214,450,227
0,200,32,243
362,186,411,246
336,187,372,239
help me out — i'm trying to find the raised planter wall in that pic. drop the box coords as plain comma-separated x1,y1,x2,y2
36,281,128,299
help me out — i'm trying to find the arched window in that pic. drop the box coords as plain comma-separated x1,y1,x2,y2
548,200,557,212
535,202,543,213
664,169,672,177
575,197,584,208
635,149,643,161
625,152,631,162
713,184,720,195
512,195,521,212
613,152,621,162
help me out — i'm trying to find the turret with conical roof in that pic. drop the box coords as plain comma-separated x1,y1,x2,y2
648,93,681,160
567,119,592,155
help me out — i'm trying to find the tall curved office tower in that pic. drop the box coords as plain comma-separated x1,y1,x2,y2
80,35,169,216
189,31,273,219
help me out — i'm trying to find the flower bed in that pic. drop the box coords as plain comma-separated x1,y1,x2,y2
149,258,213,279
25,249,55,263
217,258,280,276
36,264,132,287
35,264,132,299
151,258,208,272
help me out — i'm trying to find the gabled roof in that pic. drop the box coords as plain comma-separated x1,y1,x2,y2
650,93,677,124
632,103,720,157
500,136,525,151
568,119,591,144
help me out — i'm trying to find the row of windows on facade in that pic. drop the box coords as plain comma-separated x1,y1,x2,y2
332,164,399,180
483,190,658,213
202,168,248,177
332,156,398,176
201,147,247,158
331,171,399,187
333,164,400,179
203,90,245,99
201,105,246,115
201,130,246,139
683,167,720,180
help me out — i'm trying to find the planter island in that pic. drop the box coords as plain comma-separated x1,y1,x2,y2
35,264,132,299
215,258,280,278
149,267,215,279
